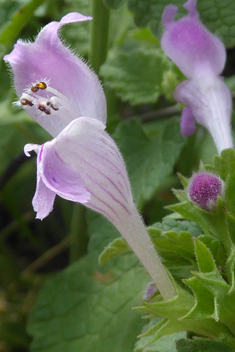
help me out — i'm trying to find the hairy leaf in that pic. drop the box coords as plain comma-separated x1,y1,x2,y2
114,119,185,207
176,337,235,352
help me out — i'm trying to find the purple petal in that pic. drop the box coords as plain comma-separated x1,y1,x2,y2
39,143,91,204
24,143,40,156
180,107,196,137
174,77,233,153
32,161,56,220
33,117,134,230
26,119,177,299
4,13,107,137
53,117,134,229
161,0,226,79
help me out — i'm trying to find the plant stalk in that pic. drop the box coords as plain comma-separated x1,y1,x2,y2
89,0,110,74
69,204,88,263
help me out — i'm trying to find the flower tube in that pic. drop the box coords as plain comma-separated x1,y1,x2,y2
4,14,176,300
161,0,233,154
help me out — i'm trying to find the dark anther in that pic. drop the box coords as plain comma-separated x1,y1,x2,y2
38,104,51,115
20,98,34,106
31,86,39,93
51,104,59,111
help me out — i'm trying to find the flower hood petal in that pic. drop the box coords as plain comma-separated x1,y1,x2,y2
4,13,107,137
161,0,226,79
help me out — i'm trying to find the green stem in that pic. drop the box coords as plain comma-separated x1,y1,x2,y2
69,204,88,263
89,0,110,74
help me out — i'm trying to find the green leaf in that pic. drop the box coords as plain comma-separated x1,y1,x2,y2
225,172,235,214
86,212,121,268
193,270,235,334
149,229,195,261
148,228,196,279
176,337,235,352
139,284,230,342
127,0,235,48
226,246,235,290
194,238,217,273
167,201,212,236
183,277,215,320
168,198,233,255
212,149,235,180
114,119,185,207
177,173,189,189
197,235,224,266
151,219,201,237
27,254,149,352
101,47,171,105
27,211,150,352
135,319,186,352
99,237,130,265
225,212,235,245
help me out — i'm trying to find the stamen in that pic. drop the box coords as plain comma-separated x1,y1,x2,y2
48,97,59,111
20,93,34,106
19,80,78,120
31,81,47,92
45,86,77,117
38,102,51,115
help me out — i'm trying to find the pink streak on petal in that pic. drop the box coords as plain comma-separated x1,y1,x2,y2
85,173,132,216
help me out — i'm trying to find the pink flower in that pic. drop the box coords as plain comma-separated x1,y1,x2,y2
4,14,176,299
161,0,233,154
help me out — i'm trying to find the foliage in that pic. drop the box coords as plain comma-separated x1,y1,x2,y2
104,0,235,48
0,0,235,352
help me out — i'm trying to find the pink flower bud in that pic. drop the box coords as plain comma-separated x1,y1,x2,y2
187,172,225,211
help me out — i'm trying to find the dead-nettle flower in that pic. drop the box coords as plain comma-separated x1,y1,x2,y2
161,0,233,154
4,13,176,300
187,171,225,211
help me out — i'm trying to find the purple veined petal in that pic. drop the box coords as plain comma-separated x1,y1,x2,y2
38,143,91,205
4,13,107,137
161,0,226,79
31,117,176,300
174,76,233,154
180,107,196,137
40,117,134,227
